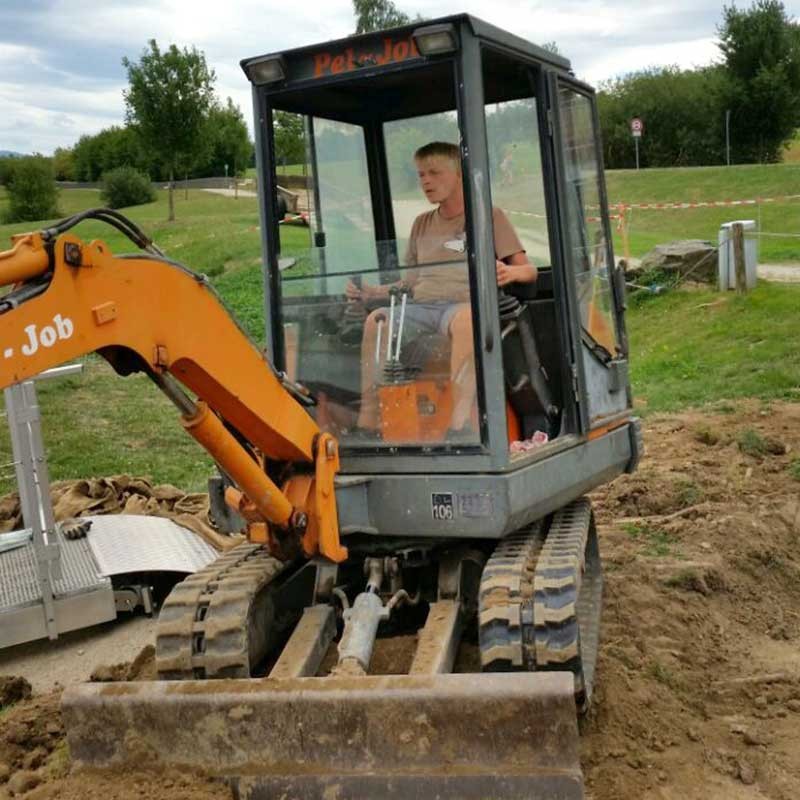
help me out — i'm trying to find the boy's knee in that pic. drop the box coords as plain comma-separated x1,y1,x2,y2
448,308,472,336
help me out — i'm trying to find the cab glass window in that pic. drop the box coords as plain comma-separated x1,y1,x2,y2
558,88,619,357
273,64,481,450
484,98,552,267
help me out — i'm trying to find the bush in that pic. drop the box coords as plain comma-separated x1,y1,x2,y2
100,166,155,209
3,157,60,223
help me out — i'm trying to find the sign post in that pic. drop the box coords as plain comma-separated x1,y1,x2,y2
630,117,643,171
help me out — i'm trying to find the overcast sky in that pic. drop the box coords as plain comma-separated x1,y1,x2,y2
0,0,785,155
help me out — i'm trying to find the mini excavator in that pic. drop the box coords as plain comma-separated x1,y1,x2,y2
0,15,641,799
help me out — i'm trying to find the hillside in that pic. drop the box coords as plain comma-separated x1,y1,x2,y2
606,163,800,262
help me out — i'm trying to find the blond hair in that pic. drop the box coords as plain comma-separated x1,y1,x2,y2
414,141,460,170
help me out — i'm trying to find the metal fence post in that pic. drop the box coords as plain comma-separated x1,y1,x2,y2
732,222,747,294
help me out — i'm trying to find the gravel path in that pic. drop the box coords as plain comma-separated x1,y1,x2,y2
0,614,158,693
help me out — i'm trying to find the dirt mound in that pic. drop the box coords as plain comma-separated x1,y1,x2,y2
89,645,156,683
0,677,31,708
583,400,800,799
0,692,229,799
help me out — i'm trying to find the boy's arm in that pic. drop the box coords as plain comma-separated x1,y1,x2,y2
496,252,537,286
492,207,537,286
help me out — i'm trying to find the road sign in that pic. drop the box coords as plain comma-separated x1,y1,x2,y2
631,118,643,171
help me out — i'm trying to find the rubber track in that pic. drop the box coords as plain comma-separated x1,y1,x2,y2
477,521,544,670
478,497,602,710
533,497,601,709
155,542,287,680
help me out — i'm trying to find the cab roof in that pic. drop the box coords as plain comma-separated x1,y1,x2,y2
241,13,572,82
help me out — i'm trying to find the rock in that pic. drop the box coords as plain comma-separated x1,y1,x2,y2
45,721,61,737
20,748,46,771
743,730,766,746
0,764,10,783
4,726,28,746
7,771,40,796
687,726,701,742
738,759,756,785
754,695,768,710
637,240,718,284
730,723,747,735
0,677,31,708
763,437,787,455
786,699,800,713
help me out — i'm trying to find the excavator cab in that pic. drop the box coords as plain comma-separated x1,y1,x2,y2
246,14,638,538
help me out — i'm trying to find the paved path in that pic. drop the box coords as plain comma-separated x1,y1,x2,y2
757,263,800,283
203,187,258,199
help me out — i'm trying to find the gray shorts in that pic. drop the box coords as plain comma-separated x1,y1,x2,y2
383,301,463,337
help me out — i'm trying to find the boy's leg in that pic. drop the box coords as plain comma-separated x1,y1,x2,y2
356,308,387,429
447,304,477,431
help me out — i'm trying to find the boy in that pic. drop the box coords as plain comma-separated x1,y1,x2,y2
349,141,536,436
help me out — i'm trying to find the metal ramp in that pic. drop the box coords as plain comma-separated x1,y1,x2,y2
0,527,115,649
0,366,219,649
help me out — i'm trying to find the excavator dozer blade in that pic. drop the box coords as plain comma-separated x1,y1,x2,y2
62,672,583,799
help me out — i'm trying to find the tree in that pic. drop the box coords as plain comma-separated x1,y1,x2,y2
72,127,154,182
352,0,416,33
718,0,800,162
598,66,730,168
0,158,17,186
273,112,305,170
4,157,59,224
123,40,216,220
52,147,75,181
197,98,253,179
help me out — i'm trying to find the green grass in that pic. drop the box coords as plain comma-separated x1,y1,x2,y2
737,428,769,457
622,522,674,557
0,188,310,279
628,281,800,413
245,164,305,180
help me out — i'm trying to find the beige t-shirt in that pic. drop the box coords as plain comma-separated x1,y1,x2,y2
404,207,524,302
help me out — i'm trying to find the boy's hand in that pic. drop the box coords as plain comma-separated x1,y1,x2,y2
496,260,537,286
345,280,364,301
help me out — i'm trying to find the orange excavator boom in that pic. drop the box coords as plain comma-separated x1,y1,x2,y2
0,215,346,562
